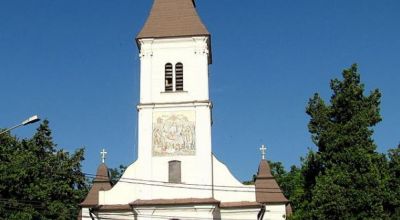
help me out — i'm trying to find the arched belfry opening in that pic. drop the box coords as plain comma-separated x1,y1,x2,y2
165,63,173,91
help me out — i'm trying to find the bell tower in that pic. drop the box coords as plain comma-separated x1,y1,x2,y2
135,0,213,195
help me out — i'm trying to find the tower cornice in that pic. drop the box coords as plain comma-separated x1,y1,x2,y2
137,100,212,111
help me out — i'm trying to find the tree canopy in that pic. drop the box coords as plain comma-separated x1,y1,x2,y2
289,64,388,219
109,164,127,185
385,144,400,218
0,120,87,220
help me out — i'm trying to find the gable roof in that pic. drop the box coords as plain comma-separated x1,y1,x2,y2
80,163,113,207
255,159,289,204
137,0,209,40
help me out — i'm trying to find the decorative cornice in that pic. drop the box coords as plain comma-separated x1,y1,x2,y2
193,37,209,55
137,100,212,110
138,39,154,58
93,204,132,212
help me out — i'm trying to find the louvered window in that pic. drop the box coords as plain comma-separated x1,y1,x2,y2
165,63,173,92
175,63,183,91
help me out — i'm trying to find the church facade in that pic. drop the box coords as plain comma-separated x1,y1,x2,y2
80,0,290,219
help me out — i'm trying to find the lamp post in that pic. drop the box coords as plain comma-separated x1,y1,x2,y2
0,115,41,135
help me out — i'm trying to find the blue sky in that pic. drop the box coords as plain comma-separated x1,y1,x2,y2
1,0,399,181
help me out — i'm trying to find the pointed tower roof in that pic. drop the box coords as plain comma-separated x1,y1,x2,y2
80,163,113,207
137,0,210,39
255,159,289,204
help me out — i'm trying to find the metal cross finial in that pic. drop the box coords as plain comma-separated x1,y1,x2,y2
100,148,107,163
260,144,267,160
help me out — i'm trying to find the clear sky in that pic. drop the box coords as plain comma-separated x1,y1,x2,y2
1,0,399,181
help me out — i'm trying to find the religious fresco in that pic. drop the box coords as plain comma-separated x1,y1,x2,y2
152,111,196,156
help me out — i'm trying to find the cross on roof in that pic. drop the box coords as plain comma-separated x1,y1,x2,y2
100,148,107,163
260,144,267,160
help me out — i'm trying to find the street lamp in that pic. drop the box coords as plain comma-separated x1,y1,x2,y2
0,115,41,135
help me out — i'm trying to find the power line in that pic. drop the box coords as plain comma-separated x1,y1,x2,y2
85,173,283,194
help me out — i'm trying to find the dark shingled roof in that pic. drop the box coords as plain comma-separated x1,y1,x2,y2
255,159,289,204
220,201,262,209
80,163,113,207
94,204,132,212
137,0,209,39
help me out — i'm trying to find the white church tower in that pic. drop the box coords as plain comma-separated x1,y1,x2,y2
135,0,214,196
79,0,290,219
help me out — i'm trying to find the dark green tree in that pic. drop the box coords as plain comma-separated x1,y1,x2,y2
0,120,87,220
287,150,320,220
385,144,400,218
268,161,303,202
296,64,387,219
109,164,127,185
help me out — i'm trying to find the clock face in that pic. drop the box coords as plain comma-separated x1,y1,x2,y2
152,111,196,156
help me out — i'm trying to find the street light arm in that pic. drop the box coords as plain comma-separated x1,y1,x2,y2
0,115,41,135
0,124,24,135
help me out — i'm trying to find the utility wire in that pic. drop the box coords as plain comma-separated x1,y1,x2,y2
85,173,283,193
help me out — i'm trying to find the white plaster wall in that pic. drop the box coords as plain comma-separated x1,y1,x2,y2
134,205,215,220
264,204,287,220
139,37,210,104
97,212,133,220
99,154,257,205
80,208,91,220
101,103,214,204
212,155,256,202
220,208,260,220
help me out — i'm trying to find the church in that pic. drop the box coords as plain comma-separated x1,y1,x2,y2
79,0,290,219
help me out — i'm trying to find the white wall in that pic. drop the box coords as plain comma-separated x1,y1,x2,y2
139,37,210,104
100,36,216,204
264,204,287,220
220,207,260,220
95,35,288,219
212,155,256,202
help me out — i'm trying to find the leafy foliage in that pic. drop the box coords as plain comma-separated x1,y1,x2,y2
0,120,87,220
385,144,400,218
292,64,388,219
109,165,127,185
238,65,400,219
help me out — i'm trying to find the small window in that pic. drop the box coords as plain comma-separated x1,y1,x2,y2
175,63,183,91
165,63,173,92
169,160,181,183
